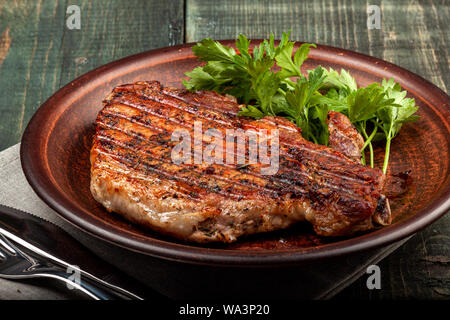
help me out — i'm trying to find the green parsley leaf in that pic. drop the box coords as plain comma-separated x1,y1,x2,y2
276,42,316,79
322,68,358,93
376,78,419,173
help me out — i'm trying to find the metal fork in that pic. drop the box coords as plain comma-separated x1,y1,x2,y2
0,232,142,300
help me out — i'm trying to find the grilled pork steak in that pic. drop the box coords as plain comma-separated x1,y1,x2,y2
90,81,391,243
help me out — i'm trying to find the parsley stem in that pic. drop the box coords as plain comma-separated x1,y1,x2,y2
361,124,378,152
277,88,287,96
359,123,377,168
361,148,366,165
383,137,392,174
368,142,374,168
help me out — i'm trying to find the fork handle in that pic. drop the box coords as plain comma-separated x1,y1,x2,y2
39,268,142,300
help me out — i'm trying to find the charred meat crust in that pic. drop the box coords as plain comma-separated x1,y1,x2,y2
327,110,365,161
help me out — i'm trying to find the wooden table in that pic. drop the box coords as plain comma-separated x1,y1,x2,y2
0,0,448,299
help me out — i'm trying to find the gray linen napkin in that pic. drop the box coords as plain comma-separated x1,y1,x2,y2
0,144,76,229
0,143,115,299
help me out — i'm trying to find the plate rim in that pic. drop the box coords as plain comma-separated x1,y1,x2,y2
20,40,450,267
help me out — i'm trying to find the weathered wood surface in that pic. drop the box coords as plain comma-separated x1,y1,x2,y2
186,0,449,93
0,0,184,151
0,0,448,299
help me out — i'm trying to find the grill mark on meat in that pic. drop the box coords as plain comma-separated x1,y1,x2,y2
95,132,317,200
95,149,239,201
152,84,241,116
99,140,368,209
95,116,373,202
110,88,239,128
93,153,198,201
96,136,283,200
97,116,376,199
98,111,372,192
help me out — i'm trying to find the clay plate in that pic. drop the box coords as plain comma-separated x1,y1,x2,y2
20,41,450,266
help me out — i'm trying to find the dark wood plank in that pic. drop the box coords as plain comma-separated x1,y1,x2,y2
337,214,450,299
58,0,184,87
378,0,448,93
0,0,184,151
0,0,66,151
185,0,450,299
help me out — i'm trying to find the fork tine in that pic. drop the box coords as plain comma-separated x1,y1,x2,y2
0,237,11,261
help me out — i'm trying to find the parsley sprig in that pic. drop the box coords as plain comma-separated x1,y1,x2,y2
183,32,419,174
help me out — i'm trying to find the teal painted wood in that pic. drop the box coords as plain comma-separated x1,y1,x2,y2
58,0,184,88
0,1,66,151
0,0,184,151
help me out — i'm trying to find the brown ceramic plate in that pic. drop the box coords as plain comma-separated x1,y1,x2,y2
20,41,450,266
